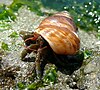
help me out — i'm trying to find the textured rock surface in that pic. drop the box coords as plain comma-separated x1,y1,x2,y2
0,5,100,90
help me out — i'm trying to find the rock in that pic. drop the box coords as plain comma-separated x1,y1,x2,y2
0,4,100,90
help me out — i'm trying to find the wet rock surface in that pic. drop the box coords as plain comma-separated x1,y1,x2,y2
0,6,100,90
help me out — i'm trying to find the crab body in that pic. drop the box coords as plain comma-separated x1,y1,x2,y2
20,11,80,78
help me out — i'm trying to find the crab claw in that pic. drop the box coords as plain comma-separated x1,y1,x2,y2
19,31,36,46
21,49,28,60
21,44,39,60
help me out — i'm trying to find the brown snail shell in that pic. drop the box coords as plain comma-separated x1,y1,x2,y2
35,11,80,55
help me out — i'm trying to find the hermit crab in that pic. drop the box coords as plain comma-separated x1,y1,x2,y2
20,11,80,78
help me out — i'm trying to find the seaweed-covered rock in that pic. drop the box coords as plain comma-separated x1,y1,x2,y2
0,4,100,90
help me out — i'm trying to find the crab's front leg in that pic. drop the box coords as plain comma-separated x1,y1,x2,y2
35,46,47,79
21,44,39,61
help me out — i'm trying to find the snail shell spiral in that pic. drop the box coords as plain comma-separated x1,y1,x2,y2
36,11,80,55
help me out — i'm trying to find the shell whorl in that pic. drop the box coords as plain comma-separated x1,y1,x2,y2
36,11,80,55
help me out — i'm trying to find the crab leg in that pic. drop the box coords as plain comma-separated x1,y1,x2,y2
21,44,39,60
35,46,47,79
